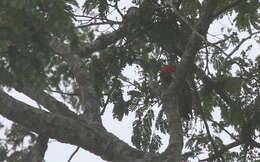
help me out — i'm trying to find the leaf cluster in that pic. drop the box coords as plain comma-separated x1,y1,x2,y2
0,123,38,162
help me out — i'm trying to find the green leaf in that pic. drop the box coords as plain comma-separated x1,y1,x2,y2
112,101,129,121
149,134,162,152
218,76,242,96
5,124,36,149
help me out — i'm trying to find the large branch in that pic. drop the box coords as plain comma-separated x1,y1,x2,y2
79,27,126,57
50,39,101,124
0,56,81,121
77,6,147,58
15,86,78,119
168,0,219,97
0,90,148,162
161,91,183,161
163,0,218,157
21,135,48,162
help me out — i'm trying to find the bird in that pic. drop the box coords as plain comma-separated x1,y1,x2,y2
160,65,192,120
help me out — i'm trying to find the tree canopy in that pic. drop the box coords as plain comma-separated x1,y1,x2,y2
0,0,259,161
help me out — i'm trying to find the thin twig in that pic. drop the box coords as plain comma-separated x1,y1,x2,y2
45,89,78,96
209,119,239,142
67,146,80,162
100,96,110,115
199,141,240,162
168,3,230,57
204,32,237,47
114,1,124,18
213,0,243,18
252,140,260,148
225,31,260,60
205,46,209,73
78,20,120,28
193,79,224,161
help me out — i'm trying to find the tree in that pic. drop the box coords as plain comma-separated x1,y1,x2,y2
0,0,259,161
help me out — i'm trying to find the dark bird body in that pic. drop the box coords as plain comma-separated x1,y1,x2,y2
160,65,192,120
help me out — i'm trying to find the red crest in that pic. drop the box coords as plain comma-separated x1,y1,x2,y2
161,65,173,73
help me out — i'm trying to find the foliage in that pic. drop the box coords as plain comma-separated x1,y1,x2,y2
0,0,259,161
0,123,36,161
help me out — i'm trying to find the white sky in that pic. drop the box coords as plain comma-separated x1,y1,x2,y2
0,1,259,162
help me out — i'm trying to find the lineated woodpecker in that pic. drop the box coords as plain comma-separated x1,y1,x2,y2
160,65,192,120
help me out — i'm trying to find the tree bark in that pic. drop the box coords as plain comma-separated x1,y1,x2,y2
0,1,229,161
